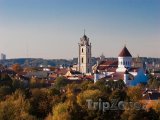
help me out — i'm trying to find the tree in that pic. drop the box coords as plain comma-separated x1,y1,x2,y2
52,102,71,120
77,89,102,108
48,87,60,96
29,88,54,119
0,73,12,87
127,86,142,102
109,89,127,101
0,90,36,120
148,78,160,89
54,77,68,90
0,86,12,100
29,78,37,88
116,79,126,89
121,108,159,120
12,79,25,90
80,81,93,91
95,79,112,96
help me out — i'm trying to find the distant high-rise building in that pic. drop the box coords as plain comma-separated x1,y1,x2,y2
78,33,92,74
1,53,6,60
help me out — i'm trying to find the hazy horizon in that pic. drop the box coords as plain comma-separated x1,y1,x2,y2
0,0,160,59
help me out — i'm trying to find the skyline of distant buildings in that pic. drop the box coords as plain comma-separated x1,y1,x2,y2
1,53,6,60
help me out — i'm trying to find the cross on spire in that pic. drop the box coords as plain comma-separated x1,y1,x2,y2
124,40,127,47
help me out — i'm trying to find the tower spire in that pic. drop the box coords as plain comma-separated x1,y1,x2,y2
84,29,85,35
124,40,127,47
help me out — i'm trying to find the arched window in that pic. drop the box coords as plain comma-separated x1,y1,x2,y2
88,58,89,64
82,57,84,63
82,48,83,53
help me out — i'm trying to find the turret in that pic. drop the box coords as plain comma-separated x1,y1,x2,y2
116,46,132,72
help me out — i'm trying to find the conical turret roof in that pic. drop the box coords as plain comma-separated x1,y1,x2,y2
119,46,132,57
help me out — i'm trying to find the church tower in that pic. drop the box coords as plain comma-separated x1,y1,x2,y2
116,46,132,72
78,33,92,74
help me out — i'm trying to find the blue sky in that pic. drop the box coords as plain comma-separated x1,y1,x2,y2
0,0,160,59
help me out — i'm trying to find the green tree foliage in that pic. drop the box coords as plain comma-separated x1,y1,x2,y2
106,79,126,90
48,87,60,96
109,89,127,101
0,86,12,100
12,79,25,90
0,73,12,87
0,78,160,120
77,89,102,108
148,78,160,89
52,102,71,120
127,86,142,102
95,79,112,95
29,88,55,119
121,108,159,120
54,76,68,90
29,78,46,88
0,90,36,120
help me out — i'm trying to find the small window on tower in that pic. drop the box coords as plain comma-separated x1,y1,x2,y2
82,48,83,53
88,58,89,63
82,57,84,63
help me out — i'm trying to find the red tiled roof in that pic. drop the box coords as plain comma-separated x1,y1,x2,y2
85,75,94,79
97,60,118,71
104,72,134,81
119,46,132,57
109,72,124,80
55,68,68,75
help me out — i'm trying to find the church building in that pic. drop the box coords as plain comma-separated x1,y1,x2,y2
94,46,149,86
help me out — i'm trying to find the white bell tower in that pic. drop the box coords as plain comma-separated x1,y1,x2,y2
78,33,92,74
116,46,132,72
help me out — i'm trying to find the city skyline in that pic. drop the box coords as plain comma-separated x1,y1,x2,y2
0,0,160,59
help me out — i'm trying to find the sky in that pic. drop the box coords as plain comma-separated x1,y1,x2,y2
0,0,160,59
